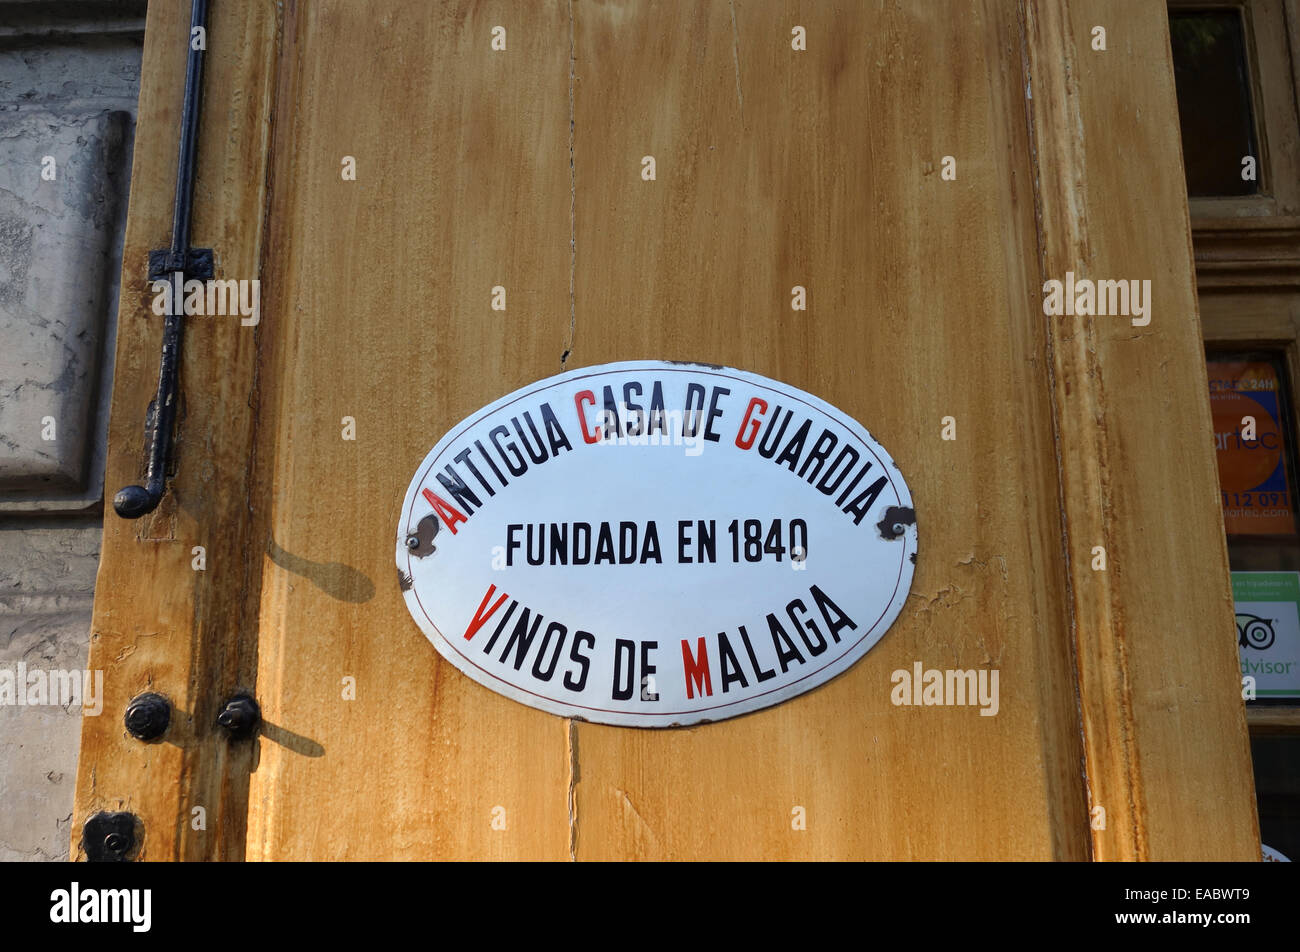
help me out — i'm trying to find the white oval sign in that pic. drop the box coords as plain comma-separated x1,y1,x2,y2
396,360,917,727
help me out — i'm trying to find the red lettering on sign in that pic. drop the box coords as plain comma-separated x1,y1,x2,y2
681,637,713,698
735,397,768,450
574,390,601,444
422,487,468,534
463,584,509,641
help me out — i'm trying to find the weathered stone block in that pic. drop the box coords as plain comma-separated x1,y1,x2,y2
0,108,129,499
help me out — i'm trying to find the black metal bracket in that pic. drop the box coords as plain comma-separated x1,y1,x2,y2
113,0,211,519
147,248,214,282
216,693,261,740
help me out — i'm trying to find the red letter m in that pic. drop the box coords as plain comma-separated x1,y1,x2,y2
681,637,713,699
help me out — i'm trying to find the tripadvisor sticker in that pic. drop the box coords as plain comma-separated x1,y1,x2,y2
395,360,917,727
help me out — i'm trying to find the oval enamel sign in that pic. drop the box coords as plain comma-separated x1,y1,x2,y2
396,360,917,727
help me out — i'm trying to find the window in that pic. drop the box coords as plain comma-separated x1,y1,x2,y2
1170,9,1261,196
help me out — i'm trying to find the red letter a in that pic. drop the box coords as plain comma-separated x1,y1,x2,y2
422,487,468,534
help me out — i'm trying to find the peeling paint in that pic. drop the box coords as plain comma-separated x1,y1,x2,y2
665,359,725,370
406,513,439,558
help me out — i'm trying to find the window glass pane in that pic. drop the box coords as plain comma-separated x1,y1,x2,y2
1208,352,1300,704
1251,736,1300,861
1170,9,1260,196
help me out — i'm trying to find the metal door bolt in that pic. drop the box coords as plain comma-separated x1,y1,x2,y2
216,693,260,739
124,692,171,741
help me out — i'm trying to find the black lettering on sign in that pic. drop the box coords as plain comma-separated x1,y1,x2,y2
612,638,636,701
816,445,859,496
775,419,812,471
595,524,616,564
473,438,509,488
787,598,827,656
564,631,595,692
739,624,776,682
539,402,573,456
641,523,662,564
619,522,637,564
454,447,497,498
718,632,749,693
550,523,569,565
758,407,792,458
811,584,857,643
684,383,706,438
647,381,669,436
490,424,527,477
482,600,519,655
623,382,644,436
513,412,549,465
501,608,543,670
601,386,623,439
531,621,567,681
678,519,716,563
436,464,482,515
697,520,715,562
398,362,918,729
843,476,889,526
573,523,591,563
704,386,730,442
797,430,837,484
768,612,806,673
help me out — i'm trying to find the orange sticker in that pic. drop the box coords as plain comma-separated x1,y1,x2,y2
1208,359,1296,536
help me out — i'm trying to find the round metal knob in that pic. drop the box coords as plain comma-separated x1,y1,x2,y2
124,692,171,741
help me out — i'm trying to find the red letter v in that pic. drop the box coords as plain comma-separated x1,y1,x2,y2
463,584,509,641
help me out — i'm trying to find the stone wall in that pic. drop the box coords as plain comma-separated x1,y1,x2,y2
0,0,143,861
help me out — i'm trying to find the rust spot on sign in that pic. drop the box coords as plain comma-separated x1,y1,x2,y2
406,514,440,558
876,506,916,541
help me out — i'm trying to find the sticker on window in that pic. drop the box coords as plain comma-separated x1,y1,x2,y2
1208,358,1297,537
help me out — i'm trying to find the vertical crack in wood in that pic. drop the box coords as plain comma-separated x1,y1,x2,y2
563,0,577,369
566,718,579,861
729,0,744,124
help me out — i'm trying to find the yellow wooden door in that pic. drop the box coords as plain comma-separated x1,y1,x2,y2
74,0,1259,861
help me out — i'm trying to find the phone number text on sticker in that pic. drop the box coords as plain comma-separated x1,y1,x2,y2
396,360,918,728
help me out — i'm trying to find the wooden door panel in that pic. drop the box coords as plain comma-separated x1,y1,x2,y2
73,0,1259,861
1025,0,1259,860
242,1,576,861
568,0,1084,860
71,0,278,862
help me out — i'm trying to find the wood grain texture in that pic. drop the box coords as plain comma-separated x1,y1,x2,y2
1023,0,1260,860
566,0,1087,860
71,0,278,860
241,0,574,860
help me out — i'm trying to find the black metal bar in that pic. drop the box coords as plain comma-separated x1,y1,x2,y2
114,0,210,519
